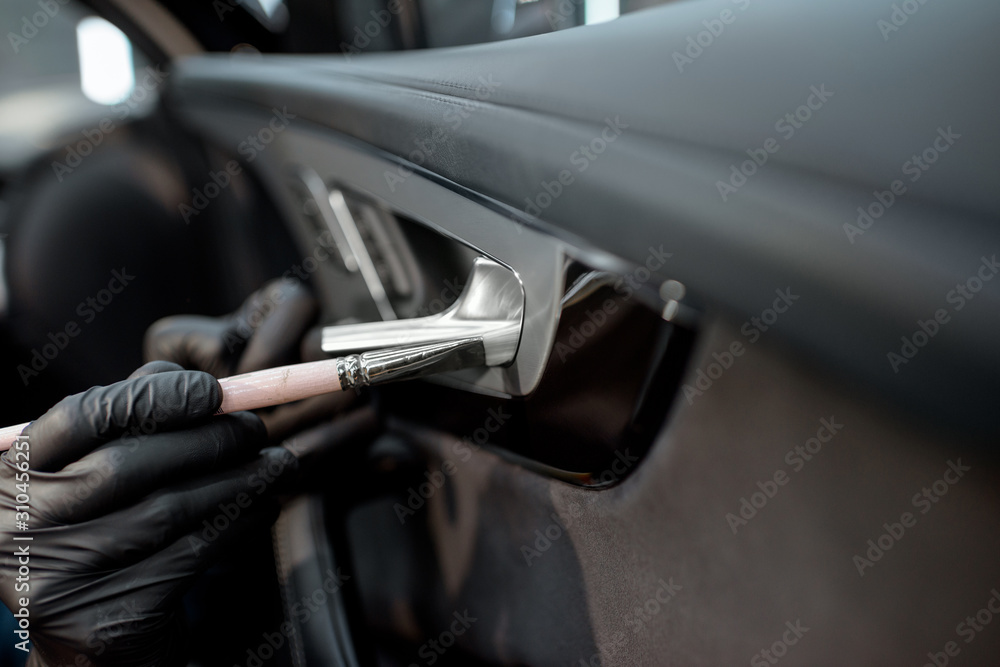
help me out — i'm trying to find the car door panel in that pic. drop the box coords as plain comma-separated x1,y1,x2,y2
155,2,1000,665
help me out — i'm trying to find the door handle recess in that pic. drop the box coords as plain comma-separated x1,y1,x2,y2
320,257,524,368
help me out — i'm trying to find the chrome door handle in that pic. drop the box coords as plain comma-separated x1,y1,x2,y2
320,257,524,368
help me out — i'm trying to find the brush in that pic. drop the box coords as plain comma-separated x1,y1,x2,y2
0,257,524,452
0,337,485,451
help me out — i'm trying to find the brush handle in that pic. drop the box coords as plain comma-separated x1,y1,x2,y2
216,358,343,414
0,423,27,451
0,359,345,452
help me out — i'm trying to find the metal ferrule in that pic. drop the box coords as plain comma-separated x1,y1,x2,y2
337,337,486,390
336,354,364,390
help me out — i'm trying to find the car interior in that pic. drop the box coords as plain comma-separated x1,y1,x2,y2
0,0,998,665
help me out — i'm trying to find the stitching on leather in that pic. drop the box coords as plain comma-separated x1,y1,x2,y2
359,73,647,135
306,69,661,140
401,90,482,109
413,79,490,92
308,67,641,134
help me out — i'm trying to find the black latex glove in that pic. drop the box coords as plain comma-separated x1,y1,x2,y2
143,279,319,378
144,278,352,441
0,362,297,667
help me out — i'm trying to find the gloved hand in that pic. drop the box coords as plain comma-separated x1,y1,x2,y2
144,278,351,441
143,278,319,378
0,362,297,667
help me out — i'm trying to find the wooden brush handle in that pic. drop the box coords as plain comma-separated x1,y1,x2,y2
0,423,27,451
0,359,344,452
216,358,343,414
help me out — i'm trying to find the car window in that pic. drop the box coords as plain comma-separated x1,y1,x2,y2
0,0,155,176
